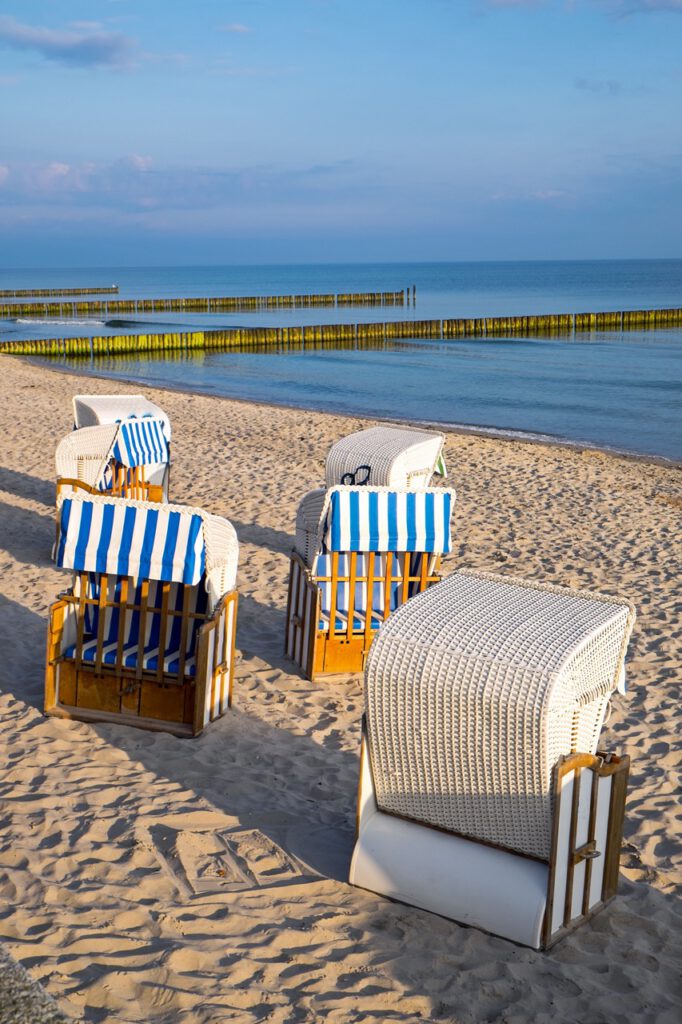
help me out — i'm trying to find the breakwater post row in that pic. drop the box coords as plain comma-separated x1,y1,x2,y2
3,306,681,358
0,290,406,318
0,286,119,298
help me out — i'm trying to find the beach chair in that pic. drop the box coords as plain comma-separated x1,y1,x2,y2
56,418,171,503
350,570,636,949
286,485,455,678
325,425,446,489
45,494,239,736
72,394,171,440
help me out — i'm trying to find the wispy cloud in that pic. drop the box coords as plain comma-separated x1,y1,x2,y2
606,0,682,11
490,187,571,202
218,23,251,34
574,76,623,94
0,15,135,68
481,1,545,8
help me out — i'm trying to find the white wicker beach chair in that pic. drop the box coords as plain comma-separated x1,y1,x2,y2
72,394,172,439
325,425,446,489
56,417,170,502
350,570,636,948
46,494,239,736
286,485,455,678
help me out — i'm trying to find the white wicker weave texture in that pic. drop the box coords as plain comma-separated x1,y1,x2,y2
325,426,444,490
55,424,119,489
364,570,635,861
294,488,327,566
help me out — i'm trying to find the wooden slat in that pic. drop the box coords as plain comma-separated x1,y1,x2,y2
383,551,393,621
135,579,150,681
582,766,601,916
75,572,88,672
176,586,191,681
227,592,238,708
116,576,130,669
157,581,171,683
94,574,109,674
563,766,582,927
328,552,339,638
401,552,411,606
603,759,629,900
346,551,358,642
364,551,376,650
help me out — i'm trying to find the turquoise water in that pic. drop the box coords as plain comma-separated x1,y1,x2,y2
2,260,681,461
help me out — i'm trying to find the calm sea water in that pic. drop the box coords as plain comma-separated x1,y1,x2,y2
2,260,681,461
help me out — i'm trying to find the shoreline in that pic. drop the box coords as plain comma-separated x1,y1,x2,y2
25,354,682,470
0,354,679,1022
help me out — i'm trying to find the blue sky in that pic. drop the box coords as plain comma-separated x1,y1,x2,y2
0,0,680,266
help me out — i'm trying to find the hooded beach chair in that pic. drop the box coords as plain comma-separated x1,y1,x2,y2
286,485,455,678
350,570,636,949
45,494,239,736
292,424,448,601
72,394,171,439
56,417,171,502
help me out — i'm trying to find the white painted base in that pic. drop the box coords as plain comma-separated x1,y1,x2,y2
349,737,549,949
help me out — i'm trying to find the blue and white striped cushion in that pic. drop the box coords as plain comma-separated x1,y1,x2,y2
324,488,452,554
316,551,426,629
56,497,205,585
67,576,207,677
112,417,169,468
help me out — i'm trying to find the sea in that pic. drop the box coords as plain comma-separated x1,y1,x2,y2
1,260,680,463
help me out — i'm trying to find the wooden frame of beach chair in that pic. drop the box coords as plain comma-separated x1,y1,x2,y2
45,494,239,737
55,419,170,504
285,486,455,678
349,570,636,949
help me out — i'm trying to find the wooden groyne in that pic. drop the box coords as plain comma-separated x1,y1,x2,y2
0,286,119,299
3,306,681,358
0,290,406,318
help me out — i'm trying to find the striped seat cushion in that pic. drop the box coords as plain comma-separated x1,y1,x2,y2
111,417,169,468
64,639,197,677
67,575,208,678
316,552,427,632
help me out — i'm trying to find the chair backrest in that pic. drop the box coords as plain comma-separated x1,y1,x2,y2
309,486,454,630
109,417,169,469
322,486,453,556
54,494,238,607
325,426,445,489
73,394,172,439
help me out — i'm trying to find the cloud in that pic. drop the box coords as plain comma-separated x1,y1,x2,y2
602,0,675,10
218,23,251,33
0,15,135,68
482,1,544,8
0,166,9,186
490,187,571,202
574,76,623,94
595,0,682,12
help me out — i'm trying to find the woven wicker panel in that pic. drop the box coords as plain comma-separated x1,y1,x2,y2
364,570,635,860
294,488,327,567
56,424,119,489
325,426,444,489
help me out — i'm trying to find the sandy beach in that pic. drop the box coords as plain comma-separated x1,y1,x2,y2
0,352,680,1023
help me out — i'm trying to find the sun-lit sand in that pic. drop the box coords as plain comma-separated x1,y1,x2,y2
0,353,680,1023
